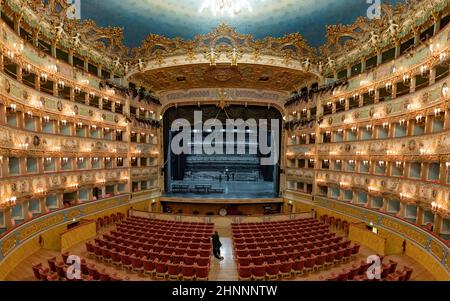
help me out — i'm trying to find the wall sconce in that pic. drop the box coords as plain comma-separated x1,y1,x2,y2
74,86,81,94
399,119,405,126
363,160,369,165
1,196,17,208
434,108,443,117
327,102,332,108
93,157,98,161
378,161,385,166
18,143,29,150
366,124,372,130
420,65,429,77
89,92,96,100
382,122,389,129
415,115,424,123
351,127,357,132
353,93,360,100
302,108,307,113
349,160,355,165
385,82,392,92
57,80,65,90
48,64,58,73
24,64,31,74
40,73,48,83
439,52,447,61
368,89,375,97
10,103,17,112
61,120,67,126
395,161,403,167
52,146,61,151
402,74,411,86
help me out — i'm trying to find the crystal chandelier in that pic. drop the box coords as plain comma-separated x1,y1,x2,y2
199,0,252,17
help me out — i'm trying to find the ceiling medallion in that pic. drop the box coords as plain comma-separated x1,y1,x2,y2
199,0,252,17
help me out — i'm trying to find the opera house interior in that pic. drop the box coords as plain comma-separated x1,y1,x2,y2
0,0,449,286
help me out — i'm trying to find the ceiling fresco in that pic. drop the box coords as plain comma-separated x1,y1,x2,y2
80,0,403,48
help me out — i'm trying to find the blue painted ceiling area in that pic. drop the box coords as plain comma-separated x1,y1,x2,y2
80,0,402,48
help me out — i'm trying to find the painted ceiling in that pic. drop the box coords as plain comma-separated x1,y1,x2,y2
80,0,402,49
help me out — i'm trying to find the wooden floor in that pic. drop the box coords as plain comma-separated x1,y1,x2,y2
5,226,435,281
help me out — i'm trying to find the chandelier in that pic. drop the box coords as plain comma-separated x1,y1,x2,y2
199,0,252,17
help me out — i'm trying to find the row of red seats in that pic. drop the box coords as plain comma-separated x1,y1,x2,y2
113,228,212,241
231,218,318,227
117,223,213,235
233,228,331,240
86,216,214,280
123,216,214,229
232,224,328,234
89,238,211,258
86,242,211,280
96,213,126,231
31,253,129,281
233,218,361,280
234,233,341,250
118,223,213,233
321,259,413,281
236,240,356,261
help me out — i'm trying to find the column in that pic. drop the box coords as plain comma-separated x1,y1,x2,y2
360,57,366,73
394,41,401,58
409,76,416,93
51,41,57,58
4,209,12,229
429,67,436,85
68,50,74,66
416,207,424,226
39,197,47,213
22,200,30,221
376,51,382,66
397,202,406,218
433,214,442,235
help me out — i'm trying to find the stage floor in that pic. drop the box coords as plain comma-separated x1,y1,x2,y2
165,180,278,199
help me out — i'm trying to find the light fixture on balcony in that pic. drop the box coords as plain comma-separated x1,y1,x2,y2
327,102,332,108
58,80,65,90
431,201,442,212
378,161,385,166
395,161,403,167
385,82,392,92
368,88,375,97
402,74,411,86
89,92,96,100
10,103,17,112
24,64,31,75
420,65,429,77
382,122,389,128
40,73,48,83
1,196,17,208
74,86,81,94
415,115,424,123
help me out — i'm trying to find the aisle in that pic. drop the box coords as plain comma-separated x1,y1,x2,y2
209,228,238,281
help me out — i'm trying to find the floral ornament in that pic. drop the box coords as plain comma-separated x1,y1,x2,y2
385,104,392,114
33,135,40,147
345,144,351,152
74,105,79,115
5,79,10,93
22,90,29,100
369,107,375,117
57,100,63,111
328,117,333,125
408,140,416,151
